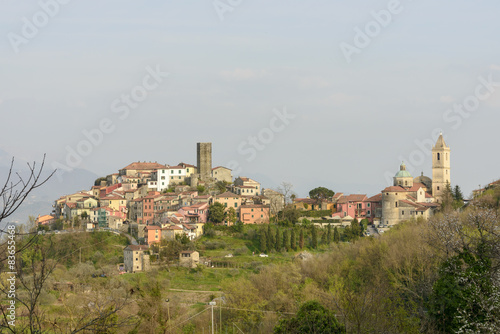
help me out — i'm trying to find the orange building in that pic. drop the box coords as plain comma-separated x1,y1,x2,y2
239,204,270,224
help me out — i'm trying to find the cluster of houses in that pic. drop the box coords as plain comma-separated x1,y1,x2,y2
48,159,284,246
39,136,460,272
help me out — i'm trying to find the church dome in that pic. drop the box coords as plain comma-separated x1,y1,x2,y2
394,162,412,178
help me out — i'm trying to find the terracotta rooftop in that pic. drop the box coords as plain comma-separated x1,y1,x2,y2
216,191,241,198
337,194,368,204
212,166,231,170
36,215,54,224
294,198,317,204
382,186,407,193
121,162,167,170
367,194,382,202
125,245,149,251
169,225,183,230
332,193,344,200
240,204,268,209
408,182,427,192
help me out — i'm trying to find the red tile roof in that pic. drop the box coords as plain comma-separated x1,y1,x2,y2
382,186,406,193
332,193,344,200
169,225,183,230
337,194,368,204
36,215,54,224
408,182,427,192
366,194,382,202
240,204,269,209
121,162,167,170
294,198,317,204
125,245,149,251
212,166,231,170
216,191,241,198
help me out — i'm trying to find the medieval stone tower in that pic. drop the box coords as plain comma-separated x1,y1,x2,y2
432,133,451,203
197,142,212,182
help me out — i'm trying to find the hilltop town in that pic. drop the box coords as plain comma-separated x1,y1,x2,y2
33,134,477,273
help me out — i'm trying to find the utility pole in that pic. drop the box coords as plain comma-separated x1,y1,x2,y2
165,298,170,326
209,301,216,334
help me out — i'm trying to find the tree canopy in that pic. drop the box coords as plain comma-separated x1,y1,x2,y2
309,187,335,201
208,202,226,224
274,300,345,334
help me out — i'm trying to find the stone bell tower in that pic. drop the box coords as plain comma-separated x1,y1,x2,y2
432,133,450,203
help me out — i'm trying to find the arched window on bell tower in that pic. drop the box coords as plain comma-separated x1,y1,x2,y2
437,153,440,161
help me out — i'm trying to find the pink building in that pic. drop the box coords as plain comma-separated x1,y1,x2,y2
334,194,381,223
178,203,208,224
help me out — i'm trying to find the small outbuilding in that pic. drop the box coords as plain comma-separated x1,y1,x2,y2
179,250,199,268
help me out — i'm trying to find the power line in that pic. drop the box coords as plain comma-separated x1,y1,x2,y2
220,306,295,315
169,306,210,330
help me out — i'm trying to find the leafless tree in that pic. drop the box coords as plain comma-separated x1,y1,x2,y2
276,182,295,207
0,155,55,260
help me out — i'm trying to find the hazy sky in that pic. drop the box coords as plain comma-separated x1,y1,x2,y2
1,0,500,198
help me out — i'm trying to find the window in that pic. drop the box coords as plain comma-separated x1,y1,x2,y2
402,211,405,215
234,203,237,207
261,215,263,218
405,181,408,186
252,215,254,218
367,203,370,207
437,186,440,191
437,153,440,161
367,210,371,215
395,202,398,208
178,170,181,174
135,258,138,261
251,208,254,212
171,176,173,180
171,170,174,174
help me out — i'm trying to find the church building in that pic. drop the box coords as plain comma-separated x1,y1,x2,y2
380,133,450,226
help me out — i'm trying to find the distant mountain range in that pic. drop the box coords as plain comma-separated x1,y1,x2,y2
0,149,100,224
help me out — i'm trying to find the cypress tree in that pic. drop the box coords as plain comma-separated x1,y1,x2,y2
283,230,290,251
267,225,273,251
311,225,318,249
291,229,296,250
275,228,281,252
333,226,340,243
299,229,304,249
327,224,332,244
260,229,267,253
